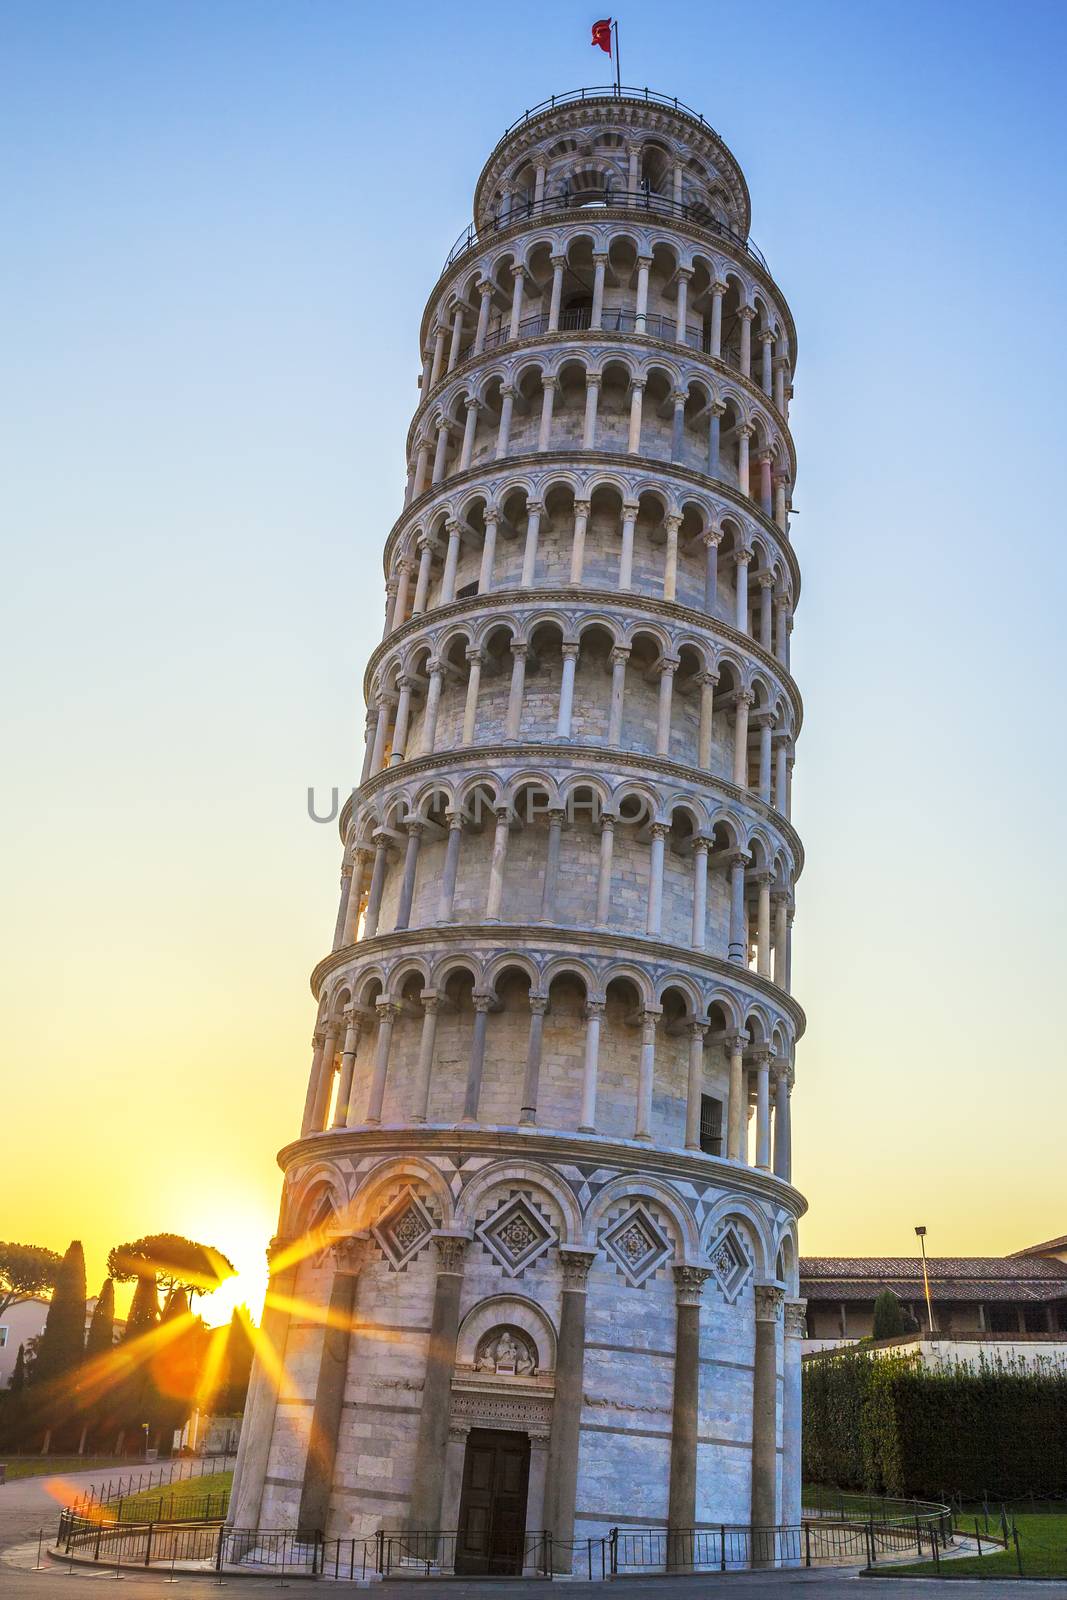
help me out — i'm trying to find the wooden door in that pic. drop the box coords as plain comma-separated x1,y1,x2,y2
455,1428,530,1575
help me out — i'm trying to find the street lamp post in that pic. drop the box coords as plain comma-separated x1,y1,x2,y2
915,1225,935,1334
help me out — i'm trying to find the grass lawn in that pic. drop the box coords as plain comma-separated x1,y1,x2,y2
1,1457,135,1482
889,1513,1067,1580
111,1471,233,1520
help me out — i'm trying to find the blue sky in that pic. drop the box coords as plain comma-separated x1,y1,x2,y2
3,0,1066,1307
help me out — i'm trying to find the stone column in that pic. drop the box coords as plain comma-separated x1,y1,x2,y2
696,672,716,770
359,706,378,784
646,821,667,936
670,390,686,462
447,302,465,371
734,547,751,632
545,1247,598,1572
773,1066,792,1181
462,994,492,1120
753,1050,772,1170
361,832,389,938
504,641,528,739
555,642,579,737
411,441,431,500
331,862,352,951
772,892,789,987
297,1235,369,1534
421,658,444,755
473,280,493,355
540,807,564,921
759,328,774,395
690,837,709,951
773,356,788,416
781,1300,806,1528
759,452,774,518
634,1006,660,1139
709,282,726,358
478,511,499,592
727,851,748,963
607,646,629,746
428,324,447,388
484,806,511,920
590,252,607,329
437,812,463,922
341,845,372,945
390,559,412,631
496,384,514,457
751,1285,784,1560
774,595,790,665
537,375,557,452
458,397,479,471
547,255,565,331
582,376,600,448
756,871,772,976
411,991,439,1123
365,1001,400,1124
309,1024,339,1133
595,816,615,926
508,263,525,340
675,268,692,343
228,1236,299,1530
519,994,548,1124
389,674,414,765
726,1031,747,1161
299,1029,328,1137
570,497,590,581
618,500,638,589
332,1008,363,1128
461,647,483,745
431,416,450,485
758,575,774,650
684,1020,709,1148
412,537,435,614
663,512,681,601
739,305,755,378
668,1265,713,1550
407,1234,470,1531
733,690,752,788
627,379,645,454
440,520,462,602
369,695,392,774
579,999,604,1130
774,473,789,531
774,736,788,813
635,254,651,332
737,425,752,497
655,656,678,756
394,820,423,930
521,499,542,585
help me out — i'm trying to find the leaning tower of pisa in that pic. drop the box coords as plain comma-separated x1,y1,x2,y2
231,86,807,1575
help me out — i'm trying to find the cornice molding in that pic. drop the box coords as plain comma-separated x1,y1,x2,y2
307,920,807,1036
411,325,795,471
365,583,803,729
386,448,801,606
276,1121,807,1222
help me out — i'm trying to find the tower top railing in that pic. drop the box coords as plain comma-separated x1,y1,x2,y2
443,190,768,277
494,85,727,155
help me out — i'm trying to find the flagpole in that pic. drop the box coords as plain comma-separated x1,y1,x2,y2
613,19,621,94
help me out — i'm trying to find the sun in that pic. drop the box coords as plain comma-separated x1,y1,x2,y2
178,1200,273,1328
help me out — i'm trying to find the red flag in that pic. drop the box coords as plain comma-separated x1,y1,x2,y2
591,18,612,54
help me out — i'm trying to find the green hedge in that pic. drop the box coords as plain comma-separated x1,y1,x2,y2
803,1348,1067,1499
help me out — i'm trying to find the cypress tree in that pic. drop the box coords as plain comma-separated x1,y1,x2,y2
871,1288,908,1340
9,1343,26,1393
33,1240,86,1385
86,1279,116,1360
218,1309,254,1412
123,1275,160,1341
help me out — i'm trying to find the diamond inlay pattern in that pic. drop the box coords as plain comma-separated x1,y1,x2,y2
601,1202,672,1287
476,1193,556,1277
708,1224,753,1303
372,1186,436,1272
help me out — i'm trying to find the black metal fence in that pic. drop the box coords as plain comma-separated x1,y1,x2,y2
55,1505,955,1579
68,1450,236,1516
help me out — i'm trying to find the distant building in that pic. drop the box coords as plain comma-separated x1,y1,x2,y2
0,1294,125,1387
800,1236,1067,1349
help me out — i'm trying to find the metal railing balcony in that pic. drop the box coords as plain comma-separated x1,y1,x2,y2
457,306,747,369
444,188,768,276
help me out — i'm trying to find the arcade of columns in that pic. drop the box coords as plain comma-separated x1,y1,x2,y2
232,90,808,1568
